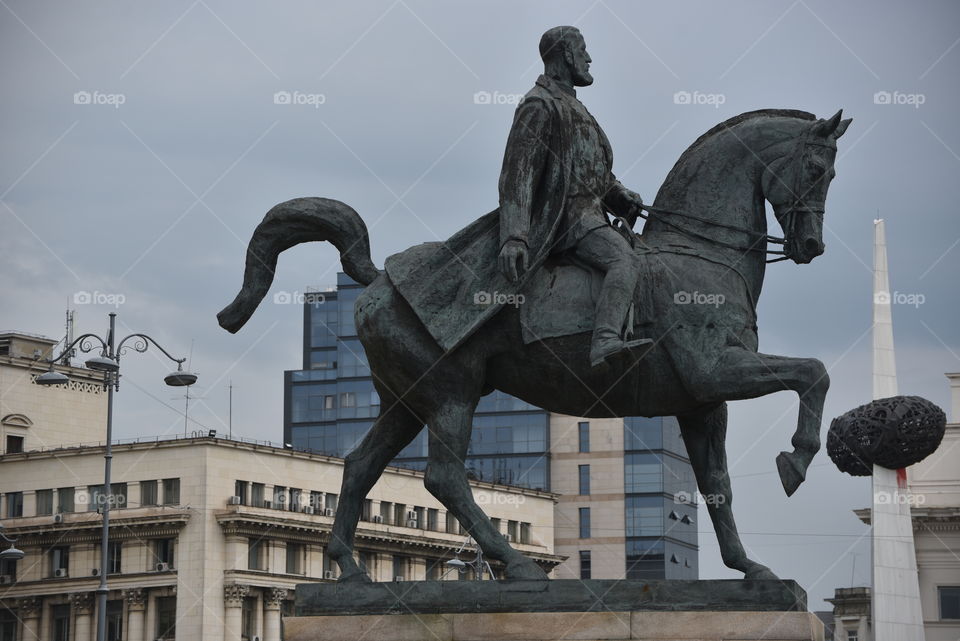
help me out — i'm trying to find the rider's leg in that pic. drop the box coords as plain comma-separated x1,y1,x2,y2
571,226,647,365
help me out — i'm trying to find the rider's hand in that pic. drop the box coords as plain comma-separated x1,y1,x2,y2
624,191,644,229
498,239,529,282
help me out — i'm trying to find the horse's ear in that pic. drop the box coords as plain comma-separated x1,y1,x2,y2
834,117,852,139
812,109,843,137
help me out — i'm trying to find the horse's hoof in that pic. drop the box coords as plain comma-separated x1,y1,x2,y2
744,564,779,581
776,451,805,497
504,559,548,581
336,569,372,584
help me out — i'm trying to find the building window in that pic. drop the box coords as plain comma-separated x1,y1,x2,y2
140,480,158,506
490,517,501,533
0,608,18,641
156,596,176,640
310,490,323,511
235,480,248,505
359,551,374,576
392,555,406,580
427,508,439,531
579,508,591,539
50,546,69,576
507,520,518,541
52,604,71,641
273,485,286,509
579,465,590,495
941,586,960,619
251,483,265,507
427,557,442,580
379,501,392,524
108,541,122,574
578,421,590,453
241,596,257,641
286,543,304,575
446,512,458,534
289,488,302,512
35,488,53,515
248,538,265,570
154,539,175,568
326,493,338,511
520,522,531,544
57,487,75,513
579,550,592,579
5,492,22,518
107,599,123,641
0,555,17,581
393,503,406,526
340,392,356,408
88,484,105,512
5,435,23,454
162,478,180,505
845,631,857,641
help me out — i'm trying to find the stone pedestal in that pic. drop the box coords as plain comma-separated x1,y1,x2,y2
284,580,823,641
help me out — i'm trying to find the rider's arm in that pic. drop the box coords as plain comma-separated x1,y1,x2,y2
498,96,551,250
603,178,644,228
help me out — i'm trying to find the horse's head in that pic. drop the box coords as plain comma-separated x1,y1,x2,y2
761,110,851,264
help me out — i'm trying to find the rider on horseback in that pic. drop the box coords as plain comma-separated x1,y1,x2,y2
497,26,650,367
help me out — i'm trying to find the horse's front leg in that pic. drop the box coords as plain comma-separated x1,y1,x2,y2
691,347,829,496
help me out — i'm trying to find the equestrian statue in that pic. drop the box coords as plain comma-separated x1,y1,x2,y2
218,26,851,583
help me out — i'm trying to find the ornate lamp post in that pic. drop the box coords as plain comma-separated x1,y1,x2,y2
36,311,196,641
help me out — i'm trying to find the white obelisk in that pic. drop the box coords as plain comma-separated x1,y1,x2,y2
872,218,925,640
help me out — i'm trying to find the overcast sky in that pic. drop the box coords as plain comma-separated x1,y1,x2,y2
2,0,958,610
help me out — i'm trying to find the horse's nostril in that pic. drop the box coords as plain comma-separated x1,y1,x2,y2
804,238,824,256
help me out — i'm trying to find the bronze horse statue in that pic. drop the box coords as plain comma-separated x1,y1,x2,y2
219,108,851,582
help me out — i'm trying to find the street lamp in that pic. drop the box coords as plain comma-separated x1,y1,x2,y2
0,524,25,563
37,311,196,641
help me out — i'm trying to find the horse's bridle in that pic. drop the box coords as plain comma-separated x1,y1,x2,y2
631,131,832,264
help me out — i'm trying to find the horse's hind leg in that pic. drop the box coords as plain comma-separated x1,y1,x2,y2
678,404,779,580
328,395,422,582
423,400,548,580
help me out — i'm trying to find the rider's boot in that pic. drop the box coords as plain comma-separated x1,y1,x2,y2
589,326,652,367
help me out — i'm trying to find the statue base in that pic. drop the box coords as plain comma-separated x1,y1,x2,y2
285,579,823,641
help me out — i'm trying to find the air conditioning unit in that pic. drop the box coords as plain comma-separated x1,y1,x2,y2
504,534,513,542
54,568,68,578
372,514,383,524
91,568,101,576
227,496,242,505
406,511,417,520
53,513,64,524
302,506,314,514
0,575,13,585
405,519,418,528
393,575,405,582
323,508,334,517
156,562,170,572
323,570,336,579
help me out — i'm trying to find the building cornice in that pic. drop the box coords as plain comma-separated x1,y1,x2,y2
2,509,190,545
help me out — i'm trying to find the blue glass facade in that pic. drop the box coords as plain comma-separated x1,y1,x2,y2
283,273,551,491
622,416,698,579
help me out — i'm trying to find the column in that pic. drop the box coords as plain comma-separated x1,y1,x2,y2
70,592,95,641
223,583,249,641
17,596,42,641
263,588,287,641
124,588,146,641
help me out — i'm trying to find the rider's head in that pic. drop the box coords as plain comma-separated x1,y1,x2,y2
540,26,593,87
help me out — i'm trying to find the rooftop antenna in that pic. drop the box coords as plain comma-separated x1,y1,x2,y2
170,339,205,436
61,304,76,366
228,380,233,438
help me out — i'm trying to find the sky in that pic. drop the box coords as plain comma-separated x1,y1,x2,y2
2,0,959,611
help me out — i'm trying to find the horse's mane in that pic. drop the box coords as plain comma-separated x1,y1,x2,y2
674,109,816,170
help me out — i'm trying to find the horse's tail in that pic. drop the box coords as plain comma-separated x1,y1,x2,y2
217,197,381,333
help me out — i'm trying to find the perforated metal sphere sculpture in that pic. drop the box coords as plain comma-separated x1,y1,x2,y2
827,395,946,476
